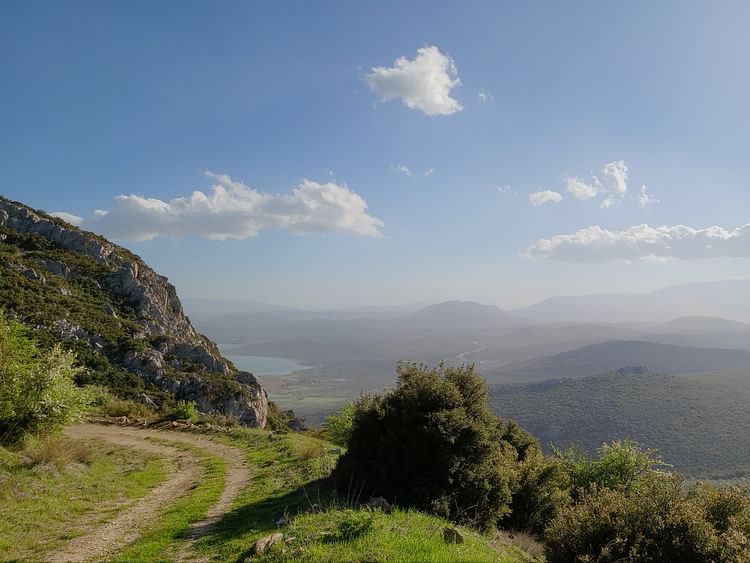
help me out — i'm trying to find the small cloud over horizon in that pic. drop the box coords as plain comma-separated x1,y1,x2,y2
528,223,750,262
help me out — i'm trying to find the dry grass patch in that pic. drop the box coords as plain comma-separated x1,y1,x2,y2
21,435,93,469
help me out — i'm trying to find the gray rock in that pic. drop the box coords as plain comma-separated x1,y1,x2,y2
252,532,284,555
135,393,158,410
40,259,71,278
286,418,307,432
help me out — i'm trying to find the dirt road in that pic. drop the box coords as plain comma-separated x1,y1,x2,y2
45,423,250,562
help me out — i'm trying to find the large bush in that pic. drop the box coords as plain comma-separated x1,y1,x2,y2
545,474,750,562
333,362,518,530
0,316,91,444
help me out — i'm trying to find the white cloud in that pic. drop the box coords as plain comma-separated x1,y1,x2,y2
73,172,384,241
366,46,463,116
528,223,750,262
50,211,83,226
562,160,644,209
637,185,658,208
423,168,435,177
602,160,628,194
529,190,563,206
478,90,493,103
389,164,412,176
565,177,601,200
497,185,513,194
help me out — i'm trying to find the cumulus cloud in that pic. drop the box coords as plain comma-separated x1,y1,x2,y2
637,185,658,208
423,168,435,177
602,160,628,194
366,46,463,116
50,211,83,226
478,90,493,103
390,164,412,176
562,160,651,209
565,177,601,200
71,172,384,241
528,223,750,262
529,190,563,206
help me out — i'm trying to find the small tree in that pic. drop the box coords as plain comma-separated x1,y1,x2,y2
555,439,666,500
322,401,354,447
334,362,516,530
0,316,91,444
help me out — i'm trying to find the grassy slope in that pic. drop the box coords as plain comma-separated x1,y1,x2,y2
262,508,536,562
489,370,750,479
2,426,537,562
0,439,166,560
190,429,537,562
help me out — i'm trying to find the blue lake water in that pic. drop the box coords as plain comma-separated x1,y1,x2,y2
220,347,312,376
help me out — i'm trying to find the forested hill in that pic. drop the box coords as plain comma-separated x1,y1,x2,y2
0,196,268,427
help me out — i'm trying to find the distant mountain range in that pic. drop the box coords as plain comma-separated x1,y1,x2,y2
486,340,750,383
394,300,525,330
514,279,750,323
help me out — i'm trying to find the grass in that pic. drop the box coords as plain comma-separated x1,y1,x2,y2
187,428,538,562
259,508,540,562
110,439,226,562
0,426,540,562
190,429,339,562
0,437,166,561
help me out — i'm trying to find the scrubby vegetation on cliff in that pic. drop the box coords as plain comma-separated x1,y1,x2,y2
0,197,268,427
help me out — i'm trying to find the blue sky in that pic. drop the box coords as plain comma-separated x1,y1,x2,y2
3,1,750,309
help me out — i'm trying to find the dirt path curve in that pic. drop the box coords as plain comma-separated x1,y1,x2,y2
45,423,250,563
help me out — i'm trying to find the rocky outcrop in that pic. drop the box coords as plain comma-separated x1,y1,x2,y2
0,197,269,428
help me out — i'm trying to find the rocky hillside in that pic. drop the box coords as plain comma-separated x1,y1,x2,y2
0,196,268,427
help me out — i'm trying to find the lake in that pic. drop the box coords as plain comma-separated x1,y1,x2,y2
219,347,312,377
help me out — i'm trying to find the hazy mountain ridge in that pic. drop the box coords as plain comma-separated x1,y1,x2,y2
486,340,750,383
515,279,750,323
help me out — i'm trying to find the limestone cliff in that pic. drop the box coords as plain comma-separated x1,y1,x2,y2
0,196,268,427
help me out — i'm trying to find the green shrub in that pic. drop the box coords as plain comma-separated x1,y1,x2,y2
322,401,354,446
555,439,665,500
266,400,295,430
503,453,568,535
87,386,156,419
172,400,198,422
545,474,750,562
334,362,517,530
0,316,91,444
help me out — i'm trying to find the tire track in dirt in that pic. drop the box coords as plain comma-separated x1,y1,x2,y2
45,423,250,562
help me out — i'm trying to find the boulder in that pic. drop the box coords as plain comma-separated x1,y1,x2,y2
252,532,284,555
